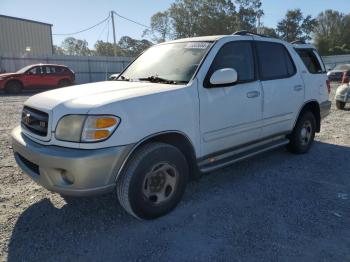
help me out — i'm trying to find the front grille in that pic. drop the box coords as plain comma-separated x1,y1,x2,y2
17,153,40,175
21,106,48,136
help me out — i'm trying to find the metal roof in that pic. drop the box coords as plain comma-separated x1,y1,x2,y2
0,14,52,26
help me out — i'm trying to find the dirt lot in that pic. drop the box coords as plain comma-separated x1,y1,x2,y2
0,88,349,262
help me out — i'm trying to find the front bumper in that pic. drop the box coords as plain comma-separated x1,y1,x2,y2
320,100,332,119
11,126,133,196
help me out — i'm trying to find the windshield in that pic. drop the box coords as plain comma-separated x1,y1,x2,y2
119,41,213,84
16,65,34,74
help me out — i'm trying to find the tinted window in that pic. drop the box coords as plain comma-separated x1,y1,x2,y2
55,67,64,73
257,42,296,80
43,66,55,74
28,67,42,75
295,49,324,74
208,41,255,83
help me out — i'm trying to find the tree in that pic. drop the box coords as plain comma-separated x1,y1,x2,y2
235,0,263,32
168,0,238,38
118,36,153,57
53,45,65,55
276,9,317,42
94,40,125,56
314,10,350,55
260,26,277,38
61,37,91,56
146,0,264,40
143,11,172,43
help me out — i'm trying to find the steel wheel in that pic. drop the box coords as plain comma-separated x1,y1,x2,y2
287,111,316,154
299,120,313,146
143,162,178,205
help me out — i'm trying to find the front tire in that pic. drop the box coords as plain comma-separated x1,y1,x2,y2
287,111,316,154
5,81,22,94
336,100,346,110
117,142,189,220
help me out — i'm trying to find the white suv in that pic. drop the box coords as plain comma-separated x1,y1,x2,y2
12,32,331,219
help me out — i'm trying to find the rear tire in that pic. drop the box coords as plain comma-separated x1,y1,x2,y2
116,142,189,220
336,100,346,110
5,81,22,94
58,79,71,88
287,111,316,154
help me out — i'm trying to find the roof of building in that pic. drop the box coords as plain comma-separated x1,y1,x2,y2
0,14,52,26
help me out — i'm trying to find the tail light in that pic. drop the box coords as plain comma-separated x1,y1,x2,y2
326,80,331,94
341,72,349,84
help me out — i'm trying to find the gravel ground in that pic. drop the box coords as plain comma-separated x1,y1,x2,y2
0,87,349,262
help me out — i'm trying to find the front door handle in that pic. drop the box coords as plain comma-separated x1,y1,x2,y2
294,85,303,91
247,91,260,98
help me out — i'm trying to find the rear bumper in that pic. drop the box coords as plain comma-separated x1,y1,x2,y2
11,126,133,196
320,100,331,119
335,94,350,103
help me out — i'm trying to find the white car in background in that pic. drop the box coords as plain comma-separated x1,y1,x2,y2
12,32,331,219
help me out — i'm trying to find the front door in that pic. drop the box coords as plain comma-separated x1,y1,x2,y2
23,66,45,88
198,40,263,156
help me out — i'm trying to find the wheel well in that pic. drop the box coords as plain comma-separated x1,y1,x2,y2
126,132,200,180
59,78,71,84
5,79,23,88
298,101,321,132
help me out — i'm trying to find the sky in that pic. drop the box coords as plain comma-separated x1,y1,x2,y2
1,0,350,48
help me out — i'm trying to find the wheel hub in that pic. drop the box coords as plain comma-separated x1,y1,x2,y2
300,120,312,146
143,162,178,205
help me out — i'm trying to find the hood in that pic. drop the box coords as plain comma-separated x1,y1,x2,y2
0,73,20,78
24,80,186,112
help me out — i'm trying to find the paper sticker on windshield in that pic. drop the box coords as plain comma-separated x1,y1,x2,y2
185,42,209,49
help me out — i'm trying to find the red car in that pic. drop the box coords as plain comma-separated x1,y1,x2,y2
0,64,75,93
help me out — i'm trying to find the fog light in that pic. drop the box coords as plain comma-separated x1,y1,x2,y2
60,170,74,185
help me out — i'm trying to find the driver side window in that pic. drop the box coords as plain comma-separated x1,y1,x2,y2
207,41,255,84
28,66,42,75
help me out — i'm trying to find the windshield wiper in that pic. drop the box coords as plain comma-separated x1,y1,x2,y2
117,75,130,81
138,76,186,85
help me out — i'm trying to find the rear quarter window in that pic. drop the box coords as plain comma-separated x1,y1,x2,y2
295,49,325,74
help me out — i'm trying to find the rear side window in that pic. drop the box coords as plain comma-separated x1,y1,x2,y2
207,41,255,83
257,42,296,80
55,67,65,73
295,49,325,74
43,66,55,74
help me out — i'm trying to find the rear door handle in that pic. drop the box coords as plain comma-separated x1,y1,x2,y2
247,91,260,98
294,85,303,91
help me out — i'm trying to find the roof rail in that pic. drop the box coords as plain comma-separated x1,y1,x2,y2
291,40,306,45
232,30,267,37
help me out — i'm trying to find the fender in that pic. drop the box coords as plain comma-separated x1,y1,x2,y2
115,130,197,181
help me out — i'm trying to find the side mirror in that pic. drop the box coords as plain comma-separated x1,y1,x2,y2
209,68,238,87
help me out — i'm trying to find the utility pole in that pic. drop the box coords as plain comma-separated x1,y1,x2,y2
257,13,261,34
256,10,263,35
111,11,117,56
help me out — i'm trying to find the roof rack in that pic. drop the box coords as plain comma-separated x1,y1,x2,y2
291,40,306,45
232,30,267,38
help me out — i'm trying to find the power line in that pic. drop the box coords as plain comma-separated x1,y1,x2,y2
53,15,110,36
96,16,111,42
112,11,150,28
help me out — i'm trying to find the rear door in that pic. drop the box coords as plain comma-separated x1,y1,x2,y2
294,48,329,102
256,40,305,137
42,66,58,87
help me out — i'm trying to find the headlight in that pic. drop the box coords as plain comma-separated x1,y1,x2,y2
55,115,120,142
